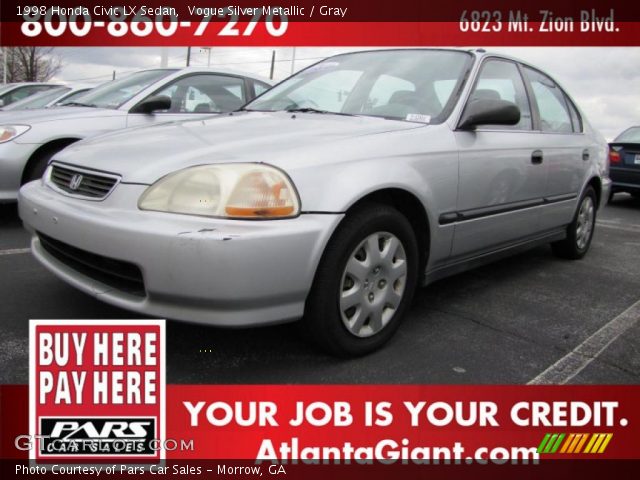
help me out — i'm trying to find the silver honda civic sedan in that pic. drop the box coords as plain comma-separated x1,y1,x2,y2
19,49,611,356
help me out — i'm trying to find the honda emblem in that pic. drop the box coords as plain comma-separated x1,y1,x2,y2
69,174,83,191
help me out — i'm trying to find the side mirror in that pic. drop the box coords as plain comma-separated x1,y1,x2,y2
131,95,171,114
0,99,5,107
458,99,520,130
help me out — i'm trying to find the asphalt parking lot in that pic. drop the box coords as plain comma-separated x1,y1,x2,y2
1,195,639,385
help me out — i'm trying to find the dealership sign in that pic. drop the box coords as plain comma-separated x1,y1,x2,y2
29,320,165,461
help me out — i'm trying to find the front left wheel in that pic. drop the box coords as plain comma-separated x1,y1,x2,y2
303,203,420,357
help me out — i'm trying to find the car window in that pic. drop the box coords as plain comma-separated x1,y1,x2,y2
281,69,363,112
246,50,473,123
1,86,70,110
434,79,457,106
467,59,533,130
524,67,573,133
365,74,415,110
253,81,271,96
1,85,57,105
56,88,92,105
78,69,175,109
614,127,640,143
149,74,247,113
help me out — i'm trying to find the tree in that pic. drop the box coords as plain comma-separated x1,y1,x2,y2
1,47,62,83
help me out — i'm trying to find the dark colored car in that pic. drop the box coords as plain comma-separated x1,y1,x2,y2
609,126,640,200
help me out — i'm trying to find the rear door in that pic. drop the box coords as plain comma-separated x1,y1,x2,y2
451,58,547,258
522,66,592,230
126,73,249,128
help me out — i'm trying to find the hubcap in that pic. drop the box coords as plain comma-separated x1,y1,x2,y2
576,196,594,250
339,231,407,338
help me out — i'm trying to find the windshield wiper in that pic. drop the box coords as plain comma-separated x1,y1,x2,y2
62,101,99,108
285,107,356,117
234,108,276,112
233,107,356,116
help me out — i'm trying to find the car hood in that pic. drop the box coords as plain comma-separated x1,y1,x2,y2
54,111,426,183
0,106,120,124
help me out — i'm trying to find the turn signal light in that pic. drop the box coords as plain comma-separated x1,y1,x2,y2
225,171,296,218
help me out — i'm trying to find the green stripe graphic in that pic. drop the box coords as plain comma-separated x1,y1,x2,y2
537,433,552,453
543,434,559,453
550,433,566,453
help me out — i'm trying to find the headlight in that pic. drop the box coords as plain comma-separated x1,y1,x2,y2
0,125,31,143
138,164,300,219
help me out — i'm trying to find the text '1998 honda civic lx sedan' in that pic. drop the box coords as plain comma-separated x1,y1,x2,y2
19,49,611,356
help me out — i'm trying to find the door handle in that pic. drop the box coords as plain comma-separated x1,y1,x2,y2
582,149,590,161
531,150,544,165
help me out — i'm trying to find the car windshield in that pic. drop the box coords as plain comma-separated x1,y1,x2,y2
2,87,70,110
0,84,16,95
56,88,93,106
71,69,176,109
245,50,473,123
614,127,640,143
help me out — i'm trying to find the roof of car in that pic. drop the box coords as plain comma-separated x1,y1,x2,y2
1,81,64,87
323,47,531,64
175,66,274,85
133,67,273,85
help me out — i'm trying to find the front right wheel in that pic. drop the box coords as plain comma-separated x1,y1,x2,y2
304,203,419,357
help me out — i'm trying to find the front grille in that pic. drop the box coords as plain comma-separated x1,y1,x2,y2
38,232,145,297
49,164,119,199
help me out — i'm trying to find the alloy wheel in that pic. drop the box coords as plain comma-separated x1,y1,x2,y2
576,195,595,250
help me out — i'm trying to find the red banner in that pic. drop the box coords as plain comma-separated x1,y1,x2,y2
2,21,639,47
1,1,640,46
3,384,640,460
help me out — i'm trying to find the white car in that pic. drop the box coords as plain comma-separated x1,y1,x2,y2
0,84,95,111
0,82,63,107
0,67,272,202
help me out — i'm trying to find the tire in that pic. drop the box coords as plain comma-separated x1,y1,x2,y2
551,186,597,260
22,146,64,184
303,203,419,357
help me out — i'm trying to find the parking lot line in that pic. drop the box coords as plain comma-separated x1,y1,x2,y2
0,248,30,256
528,298,640,385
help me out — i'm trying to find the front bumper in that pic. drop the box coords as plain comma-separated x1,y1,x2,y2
19,181,342,326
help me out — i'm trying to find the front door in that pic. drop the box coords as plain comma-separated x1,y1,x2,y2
452,58,547,259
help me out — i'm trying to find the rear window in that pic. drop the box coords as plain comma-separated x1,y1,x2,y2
615,127,640,143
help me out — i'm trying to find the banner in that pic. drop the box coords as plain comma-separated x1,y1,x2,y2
3,384,640,476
